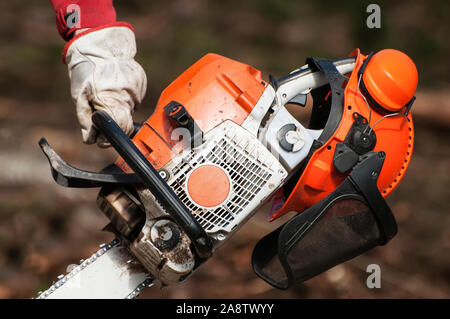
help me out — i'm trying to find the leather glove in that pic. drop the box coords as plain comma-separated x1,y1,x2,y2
64,24,147,147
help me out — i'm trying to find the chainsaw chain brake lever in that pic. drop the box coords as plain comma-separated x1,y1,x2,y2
38,121,144,188
38,138,142,188
91,110,213,259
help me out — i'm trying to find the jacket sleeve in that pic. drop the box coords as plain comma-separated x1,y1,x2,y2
49,0,117,41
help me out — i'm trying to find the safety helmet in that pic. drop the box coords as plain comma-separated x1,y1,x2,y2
252,48,417,289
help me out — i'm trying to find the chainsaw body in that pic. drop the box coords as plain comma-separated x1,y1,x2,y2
40,50,415,289
98,54,293,284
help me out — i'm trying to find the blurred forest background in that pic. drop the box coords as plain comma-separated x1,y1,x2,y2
0,0,449,298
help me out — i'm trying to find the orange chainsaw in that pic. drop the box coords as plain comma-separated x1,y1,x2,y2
37,48,417,297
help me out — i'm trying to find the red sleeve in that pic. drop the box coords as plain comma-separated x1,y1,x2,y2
49,0,117,41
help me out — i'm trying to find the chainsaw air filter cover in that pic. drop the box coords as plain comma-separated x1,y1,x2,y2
162,120,288,235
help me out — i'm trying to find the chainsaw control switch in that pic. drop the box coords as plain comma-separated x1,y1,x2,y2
164,100,203,148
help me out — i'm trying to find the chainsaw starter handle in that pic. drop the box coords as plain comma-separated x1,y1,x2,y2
92,111,213,259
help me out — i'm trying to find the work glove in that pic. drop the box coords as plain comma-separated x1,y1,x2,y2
64,24,147,147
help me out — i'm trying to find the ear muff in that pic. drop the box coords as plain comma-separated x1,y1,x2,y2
358,49,418,115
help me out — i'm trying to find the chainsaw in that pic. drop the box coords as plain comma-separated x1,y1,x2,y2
36,48,417,298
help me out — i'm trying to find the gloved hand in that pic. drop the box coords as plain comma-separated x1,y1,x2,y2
64,24,147,147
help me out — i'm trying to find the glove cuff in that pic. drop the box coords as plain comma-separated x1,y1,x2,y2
62,22,135,64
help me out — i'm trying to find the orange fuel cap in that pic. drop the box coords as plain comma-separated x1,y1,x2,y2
187,165,230,208
361,49,418,113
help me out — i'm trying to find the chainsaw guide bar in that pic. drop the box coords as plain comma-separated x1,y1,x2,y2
36,239,153,299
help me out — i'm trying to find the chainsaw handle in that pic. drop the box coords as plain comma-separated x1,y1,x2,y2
92,110,213,259
274,57,356,107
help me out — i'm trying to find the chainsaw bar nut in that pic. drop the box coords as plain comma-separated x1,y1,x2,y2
150,219,181,251
278,124,305,153
285,128,306,152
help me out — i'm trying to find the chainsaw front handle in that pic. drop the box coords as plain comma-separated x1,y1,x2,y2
274,57,356,107
92,110,213,259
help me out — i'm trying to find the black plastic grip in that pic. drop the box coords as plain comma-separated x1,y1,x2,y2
91,111,213,259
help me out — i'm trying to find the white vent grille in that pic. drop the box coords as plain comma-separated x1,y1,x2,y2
165,121,287,234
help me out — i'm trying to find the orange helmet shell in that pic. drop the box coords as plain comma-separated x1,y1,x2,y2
362,49,418,112
271,49,415,220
